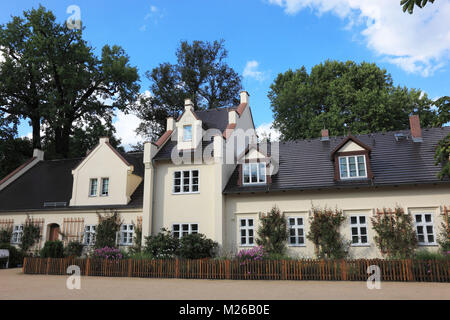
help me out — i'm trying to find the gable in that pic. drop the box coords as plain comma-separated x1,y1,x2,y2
338,141,365,153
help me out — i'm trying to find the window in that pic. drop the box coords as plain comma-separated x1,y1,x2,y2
414,213,435,245
183,125,192,141
288,217,305,246
84,225,96,246
101,178,109,196
173,170,199,193
11,225,23,244
239,218,254,246
350,215,368,246
89,179,98,197
243,163,266,184
120,224,134,245
339,156,367,179
172,223,198,239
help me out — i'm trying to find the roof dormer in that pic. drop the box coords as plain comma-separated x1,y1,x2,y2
176,99,203,150
236,143,276,186
331,135,373,181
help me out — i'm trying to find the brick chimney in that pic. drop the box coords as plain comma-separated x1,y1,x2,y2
409,115,423,142
240,91,249,104
320,129,329,141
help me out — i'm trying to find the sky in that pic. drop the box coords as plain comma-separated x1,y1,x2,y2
1,0,450,149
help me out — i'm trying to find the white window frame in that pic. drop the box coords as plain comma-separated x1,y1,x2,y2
173,170,199,194
120,224,134,246
339,155,367,179
172,223,198,239
100,177,109,197
414,213,436,246
287,217,305,247
239,218,255,246
84,225,96,246
242,162,267,185
183,125,192,142
11,225,23,244
89,178,98,197
350,215,369,246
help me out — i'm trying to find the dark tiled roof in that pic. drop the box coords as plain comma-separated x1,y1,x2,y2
0,152,144,212
224,127,450,194
195,108,230,132
154,141,213,161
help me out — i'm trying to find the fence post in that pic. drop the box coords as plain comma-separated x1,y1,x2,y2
46,258,51,274
128,258,132,277
22,257,28,274
175,259,180,278
85,258,90,276
341,260,346,281
226,260,230,279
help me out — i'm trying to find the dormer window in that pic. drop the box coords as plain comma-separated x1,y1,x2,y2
89,179,98,197
339,155,367,179
243,162,266,184
183,125,192,141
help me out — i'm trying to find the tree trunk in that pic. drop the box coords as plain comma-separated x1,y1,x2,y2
54,123,71,158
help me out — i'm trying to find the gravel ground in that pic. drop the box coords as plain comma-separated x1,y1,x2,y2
0,268,449,300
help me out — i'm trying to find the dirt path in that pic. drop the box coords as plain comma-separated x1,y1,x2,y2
0,268,449,300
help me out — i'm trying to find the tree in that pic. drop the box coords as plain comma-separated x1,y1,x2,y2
306,207,349,259
433,96,450,127
20,219,41,253
0,6,139,157
269,60,438,140
94,210,122,249
371,208,418,258
435,133,450,180
256,206,288,255
136,40,242,140
401,0,435,14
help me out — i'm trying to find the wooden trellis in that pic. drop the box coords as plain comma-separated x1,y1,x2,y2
25,217,44,252
0,218,14,231
61,218,85,245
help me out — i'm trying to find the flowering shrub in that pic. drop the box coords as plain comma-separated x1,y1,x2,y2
92,246,123,260
236,245,266,261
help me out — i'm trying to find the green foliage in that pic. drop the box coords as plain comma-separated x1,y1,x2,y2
268,60,438,141
0,135,33,181
0,5,139,156
178,233,218,259
144,228,179,258
94,210,122,249
0,227,12,244
64,241,84,257
307,207,349,259
0,243,24,267
135,39,242,140
414,249,449,261
434,133,450,180
40,241,64,258
19,220,41,253
433,96,450,127
256,206,288,255
129,251,154,260
371,208,418,259
437,213,450,254
401,0,435,14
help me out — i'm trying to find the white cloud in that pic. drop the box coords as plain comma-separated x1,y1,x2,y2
267,0,450,77
256,122,281,141
139,25,147,32
243,60,267,81
113,110,144,150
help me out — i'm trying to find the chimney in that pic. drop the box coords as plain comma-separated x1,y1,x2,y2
320,129,329,141
409,115,423,142
33,148,44,161
99,137,109,144
166,117,174,131
240,91,249,104
184,98,194,112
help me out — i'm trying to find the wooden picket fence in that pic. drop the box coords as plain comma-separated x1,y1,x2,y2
22,257,449,282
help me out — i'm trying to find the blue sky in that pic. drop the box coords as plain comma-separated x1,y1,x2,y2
1,0,449,147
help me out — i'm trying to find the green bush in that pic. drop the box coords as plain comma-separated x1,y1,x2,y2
0,228,12,244
95,210,122,249
144,228,179,258
307,207,349,259
0,244,24,268
129,251,154,260
40,241,64,258
178,233,218,259
64,241,84,257
414,249,449,260
256,206,288,255
437,213,450,254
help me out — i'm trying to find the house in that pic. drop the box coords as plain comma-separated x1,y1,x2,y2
0,91,449,258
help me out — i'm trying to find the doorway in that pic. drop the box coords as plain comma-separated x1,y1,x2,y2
48,224,60,241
